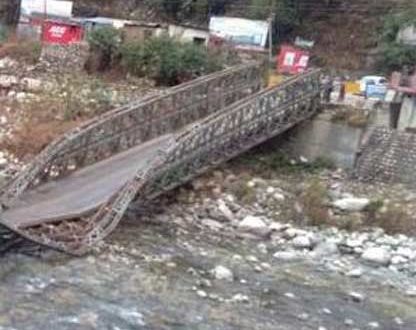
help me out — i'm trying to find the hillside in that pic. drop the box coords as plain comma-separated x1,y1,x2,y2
1,0,414,71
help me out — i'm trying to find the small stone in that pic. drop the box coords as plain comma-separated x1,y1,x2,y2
266,186,275,194
368,321,380,328
405,287,416,297
269,222,286,231
297,313,309,321
212,265,234,282
257,243,268,254
346,268,363,278
238,216,269,236
391,255,407,265
284,292,296,299
394,317,404,325
217,199,234,222
273,251,301,261
361,247,391,266
273,192,285,201
247,180,256,188
246,255,259,263
292,235,313,249
231,293,249,303
349,291,365,302
254,265,262,272
344,318,354,326
196,290,207,298
260,262,271,270
322,308,332,315
314,240,338,256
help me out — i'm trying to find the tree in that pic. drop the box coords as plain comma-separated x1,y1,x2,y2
5,0,21,25
379,10,416,72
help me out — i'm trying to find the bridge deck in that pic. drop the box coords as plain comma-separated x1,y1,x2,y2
1,135,171,229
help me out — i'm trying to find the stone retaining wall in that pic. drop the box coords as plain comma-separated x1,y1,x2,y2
39,43,89,72
354,127,416,186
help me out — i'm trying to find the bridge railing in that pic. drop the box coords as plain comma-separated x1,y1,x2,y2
71,69,322,254
0,63,263,207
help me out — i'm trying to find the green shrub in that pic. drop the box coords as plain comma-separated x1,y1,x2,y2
87,26,122,71
121,36,223,85
301,178,330,226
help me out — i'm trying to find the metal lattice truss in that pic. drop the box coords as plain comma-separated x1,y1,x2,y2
0,64,321,255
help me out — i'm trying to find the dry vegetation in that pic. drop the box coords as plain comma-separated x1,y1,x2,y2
0,38,41,64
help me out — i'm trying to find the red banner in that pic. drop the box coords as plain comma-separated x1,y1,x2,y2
42,21,83,44
277,45,310,75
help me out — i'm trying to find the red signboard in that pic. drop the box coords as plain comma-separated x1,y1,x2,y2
42,21,83,44
277,45,310,75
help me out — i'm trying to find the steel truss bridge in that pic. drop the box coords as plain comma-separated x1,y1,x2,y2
0,63,321,255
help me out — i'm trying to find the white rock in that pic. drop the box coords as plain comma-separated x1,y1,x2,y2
344,318,354,326
368,321,380,328
285,227,305,238
346,268,363,278
292,236,313,249
273,192,285,201
266,186,275,194
391,255,408,265
0,57,17,69
273,251,301,261
405,286,416,297
21,77,42,92
349,291,365,302
361,247,391,266
217,199,234,222
345,238,364,248
314,241,338,256
202,219,224,230
0,157,7,166
269,222,286,232
231,293,249,303
284,292,296,299
196,290,207,298
247,180,256,188
212,265,233,282
396,247,414,259
333,197,370,212
238,216,269,235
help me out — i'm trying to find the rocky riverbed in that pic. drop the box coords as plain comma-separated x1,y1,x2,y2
1,157,416,330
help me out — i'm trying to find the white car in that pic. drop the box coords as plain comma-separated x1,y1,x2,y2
359,76,388,94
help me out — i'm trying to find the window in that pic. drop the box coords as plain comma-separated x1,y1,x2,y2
193,37,206,45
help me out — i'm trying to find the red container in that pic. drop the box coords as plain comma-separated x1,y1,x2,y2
42,21,83,44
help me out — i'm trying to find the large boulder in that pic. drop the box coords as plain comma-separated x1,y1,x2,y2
238,216,269,236
333,197,370,212
361,247,391,266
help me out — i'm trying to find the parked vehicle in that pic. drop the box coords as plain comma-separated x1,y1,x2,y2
359,75,388,94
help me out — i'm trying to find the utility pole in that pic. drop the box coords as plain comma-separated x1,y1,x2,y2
268,13,274,67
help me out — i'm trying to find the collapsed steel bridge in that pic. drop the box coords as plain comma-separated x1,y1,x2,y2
0,63,321,255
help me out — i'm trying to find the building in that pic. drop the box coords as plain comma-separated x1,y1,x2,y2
397,25,416,46
123,22,165,43
168,24,209,45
